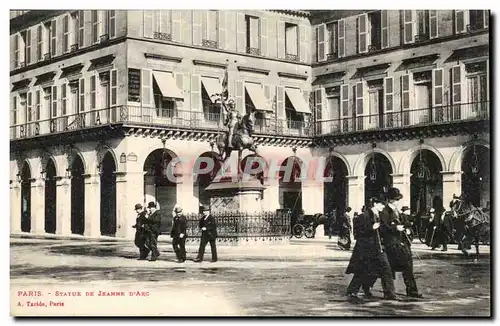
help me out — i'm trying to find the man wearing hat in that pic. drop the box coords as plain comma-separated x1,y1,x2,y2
379,187,422,299
143,201,162,261
170,205,187,263
345,195,397,302
132,203,149,260
194,205,218,263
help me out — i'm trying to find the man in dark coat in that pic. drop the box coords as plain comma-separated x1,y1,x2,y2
345,197,397,302
143,201,162,262
132,203,149,260
430,207,453,252
338,207,352,250
194,205,218,263
170,206,187,263
379,187,422,298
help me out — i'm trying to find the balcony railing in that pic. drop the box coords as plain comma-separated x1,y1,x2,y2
154,32,172,41
314,102,489,136
202,39,218,49
285,53,299,62
246,47,261,56
10,106,313,140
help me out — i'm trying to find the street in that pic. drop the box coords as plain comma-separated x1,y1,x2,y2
10,238,490,317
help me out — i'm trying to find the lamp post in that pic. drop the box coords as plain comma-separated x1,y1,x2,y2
160,139,170,179
369,144,377,183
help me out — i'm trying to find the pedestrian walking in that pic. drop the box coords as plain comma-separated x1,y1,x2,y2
379,187,423,299
170,206,187,263
143,201,162,262
338,207,352,250
132,203,149,260
194,205,218,263
327,208,336,239
345,196,397,303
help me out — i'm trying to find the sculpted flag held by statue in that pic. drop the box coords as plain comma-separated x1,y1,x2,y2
9,8,490,317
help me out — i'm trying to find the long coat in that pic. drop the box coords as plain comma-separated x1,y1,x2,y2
345,209,384,275
144,210,162,235
170,214,187,238
199,214,217,240
133,211,148,247
379,205,413,274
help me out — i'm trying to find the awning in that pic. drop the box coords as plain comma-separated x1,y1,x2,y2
445,44,489,64
245,83,273,112
395,54,439,73
351,63,390,81
61,63,84,80
201,77,222,103
11,78,31,92
152,71,183,99
285,88,311,114
34,71,56,86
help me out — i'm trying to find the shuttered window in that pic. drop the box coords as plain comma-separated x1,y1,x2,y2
403,10,415,44
110,70,118,106
316,24,325,62
141,69,152,106
338,19,345,58
191,74,201,111
381,10,389,49
37,25,43,61
79,78,85,112
429,10,438,39
25,29,31,65
401,74,411,110
109,10,116,38
276,85,285,118
384,77,393,111
91,10,99,44
235,80,244,113
78,10,85,47
61,84,67,116
35,90,41,120
432,68,444,106
358,14,368,53
260,17,267,56
455,10,466,33
90,75,96,109
63,15,70,53
27,92,33,122
51,86,58,117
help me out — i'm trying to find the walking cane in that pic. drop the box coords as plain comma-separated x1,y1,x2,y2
429,226,436,247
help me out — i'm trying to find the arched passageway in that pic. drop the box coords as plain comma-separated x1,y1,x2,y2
44,159,57,234
71,156,85,235
461,145,490,207
364,153,393,207
324,156,348,233
100,152,117,236
20,162,31,233
279,156,303,226
410,149,443,215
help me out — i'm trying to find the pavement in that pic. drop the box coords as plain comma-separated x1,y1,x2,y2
10,236,491,317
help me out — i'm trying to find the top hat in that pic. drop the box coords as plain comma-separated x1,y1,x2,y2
370,195,385,204
174,206,183,213
386,187,403,201
201,205,210,212
401,206,410,212
134,203,143,210
147,201,157,209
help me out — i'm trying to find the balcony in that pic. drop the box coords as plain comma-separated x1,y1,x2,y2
246,47,261,56
314,102,490,137
326,52,339,61
10,106,313,141
153,32,172,41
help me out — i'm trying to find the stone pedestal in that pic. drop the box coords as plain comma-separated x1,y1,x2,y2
206,178,265,214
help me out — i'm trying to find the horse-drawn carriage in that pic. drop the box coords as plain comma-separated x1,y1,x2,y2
292,213,326,239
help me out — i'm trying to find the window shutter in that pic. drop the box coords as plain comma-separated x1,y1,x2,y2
225,11,236,52
355,82,365,116
110,69,118,106
277,20,285,59
51,85,58,118
27,92,32,122
35,90,41,120
299,25,309,63
61,84,67,116
316,24,325,62
264,84,271,108
276,85,285,118
260,17,268,57
314,89,322,134
144,10,153,38
235,80,244,114
338,19,345,58
218,11,226,50
109,10,116,38
455,10,466,33
236,13,246,53
486,59,489,102
50,20,57,57
429,10,438,39
171,10,182,42
192,10,202,46
31,27,37,64
381,10,389,48
191,74,201,111
358,14,368,53
340,84,350,132
384,77,394,112
401,74,412,110
90,75,96,110
84,10,92,48
403,10,415,44
432,68,444,107
450,65,462,108
79,78,85,112
175,72,184,109
141,69,152,106
484,10,489,28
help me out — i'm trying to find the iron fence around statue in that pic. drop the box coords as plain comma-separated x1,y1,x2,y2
180,210,291,243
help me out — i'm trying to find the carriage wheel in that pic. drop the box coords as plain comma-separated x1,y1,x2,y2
292,224,304,238
304,226,315,239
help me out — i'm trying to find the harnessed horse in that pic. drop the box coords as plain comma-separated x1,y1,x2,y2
450,196,490,261
216,111,258,163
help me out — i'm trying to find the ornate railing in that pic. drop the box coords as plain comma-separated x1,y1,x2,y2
285,53,299,62
154,32,172,41
202,39,218,49
246,47,261,56
10,105,313,140
326,52,339,61
175,210,292,243
314,101,490,136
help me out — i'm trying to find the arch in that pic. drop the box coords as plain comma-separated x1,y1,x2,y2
66,147,88,176
71,154,85,235
279,156,304,228
100,152,117,236
398,144,447,175
327,151,352,176
461,145,490,207
95,144,119,174
353,148,396,178
323,156,349,234
44,158,57,234
449,141,490,172
20,161,32,233
193,151,222,208
364,152,394,207
138,142,181,173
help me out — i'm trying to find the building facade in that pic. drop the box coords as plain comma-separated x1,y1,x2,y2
10,10,489,239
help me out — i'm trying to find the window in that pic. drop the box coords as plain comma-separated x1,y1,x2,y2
432,68,443,107
328,22,337,58
63,15,70,53
403,10,415,44
316,24,326,62
78,10,85,47
338,19,345,58
384,77,393,111
358,14,369,53
368,11,382,51
285,23,298,57
153,81,175,117
12,96,18,126
108,10,116,38
24,30,31,65
245,15,260,53
455,10,466,33
14,34,20,67
469,10,487,31
91,10,99,44
465,62,487,114
37,25,43,61
429,10,438,39
110,70,117,106
44,87,51,118
35,90,41,120
50,20,56,57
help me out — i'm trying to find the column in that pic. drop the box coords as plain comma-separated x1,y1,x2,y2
55,176,72,236
391,173,411,208
301,180,324,215
10,181,22,234
31,178,46,234
441,171,462,209
176,173,198,214
346,175,364,214
144,175,156,205
116,171,145,239
84,174,101,238
263,178,280,212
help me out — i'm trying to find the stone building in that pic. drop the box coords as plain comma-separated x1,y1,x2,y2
10,10,489,239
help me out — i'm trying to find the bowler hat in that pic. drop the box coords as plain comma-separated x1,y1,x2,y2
201,205,210,212
386,187,403,201
147,201,157,209
174,206,183,213
134,203,143,210
401,206,410,212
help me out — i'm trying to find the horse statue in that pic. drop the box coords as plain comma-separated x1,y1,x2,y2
450,194,490,261
216,110,258,163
